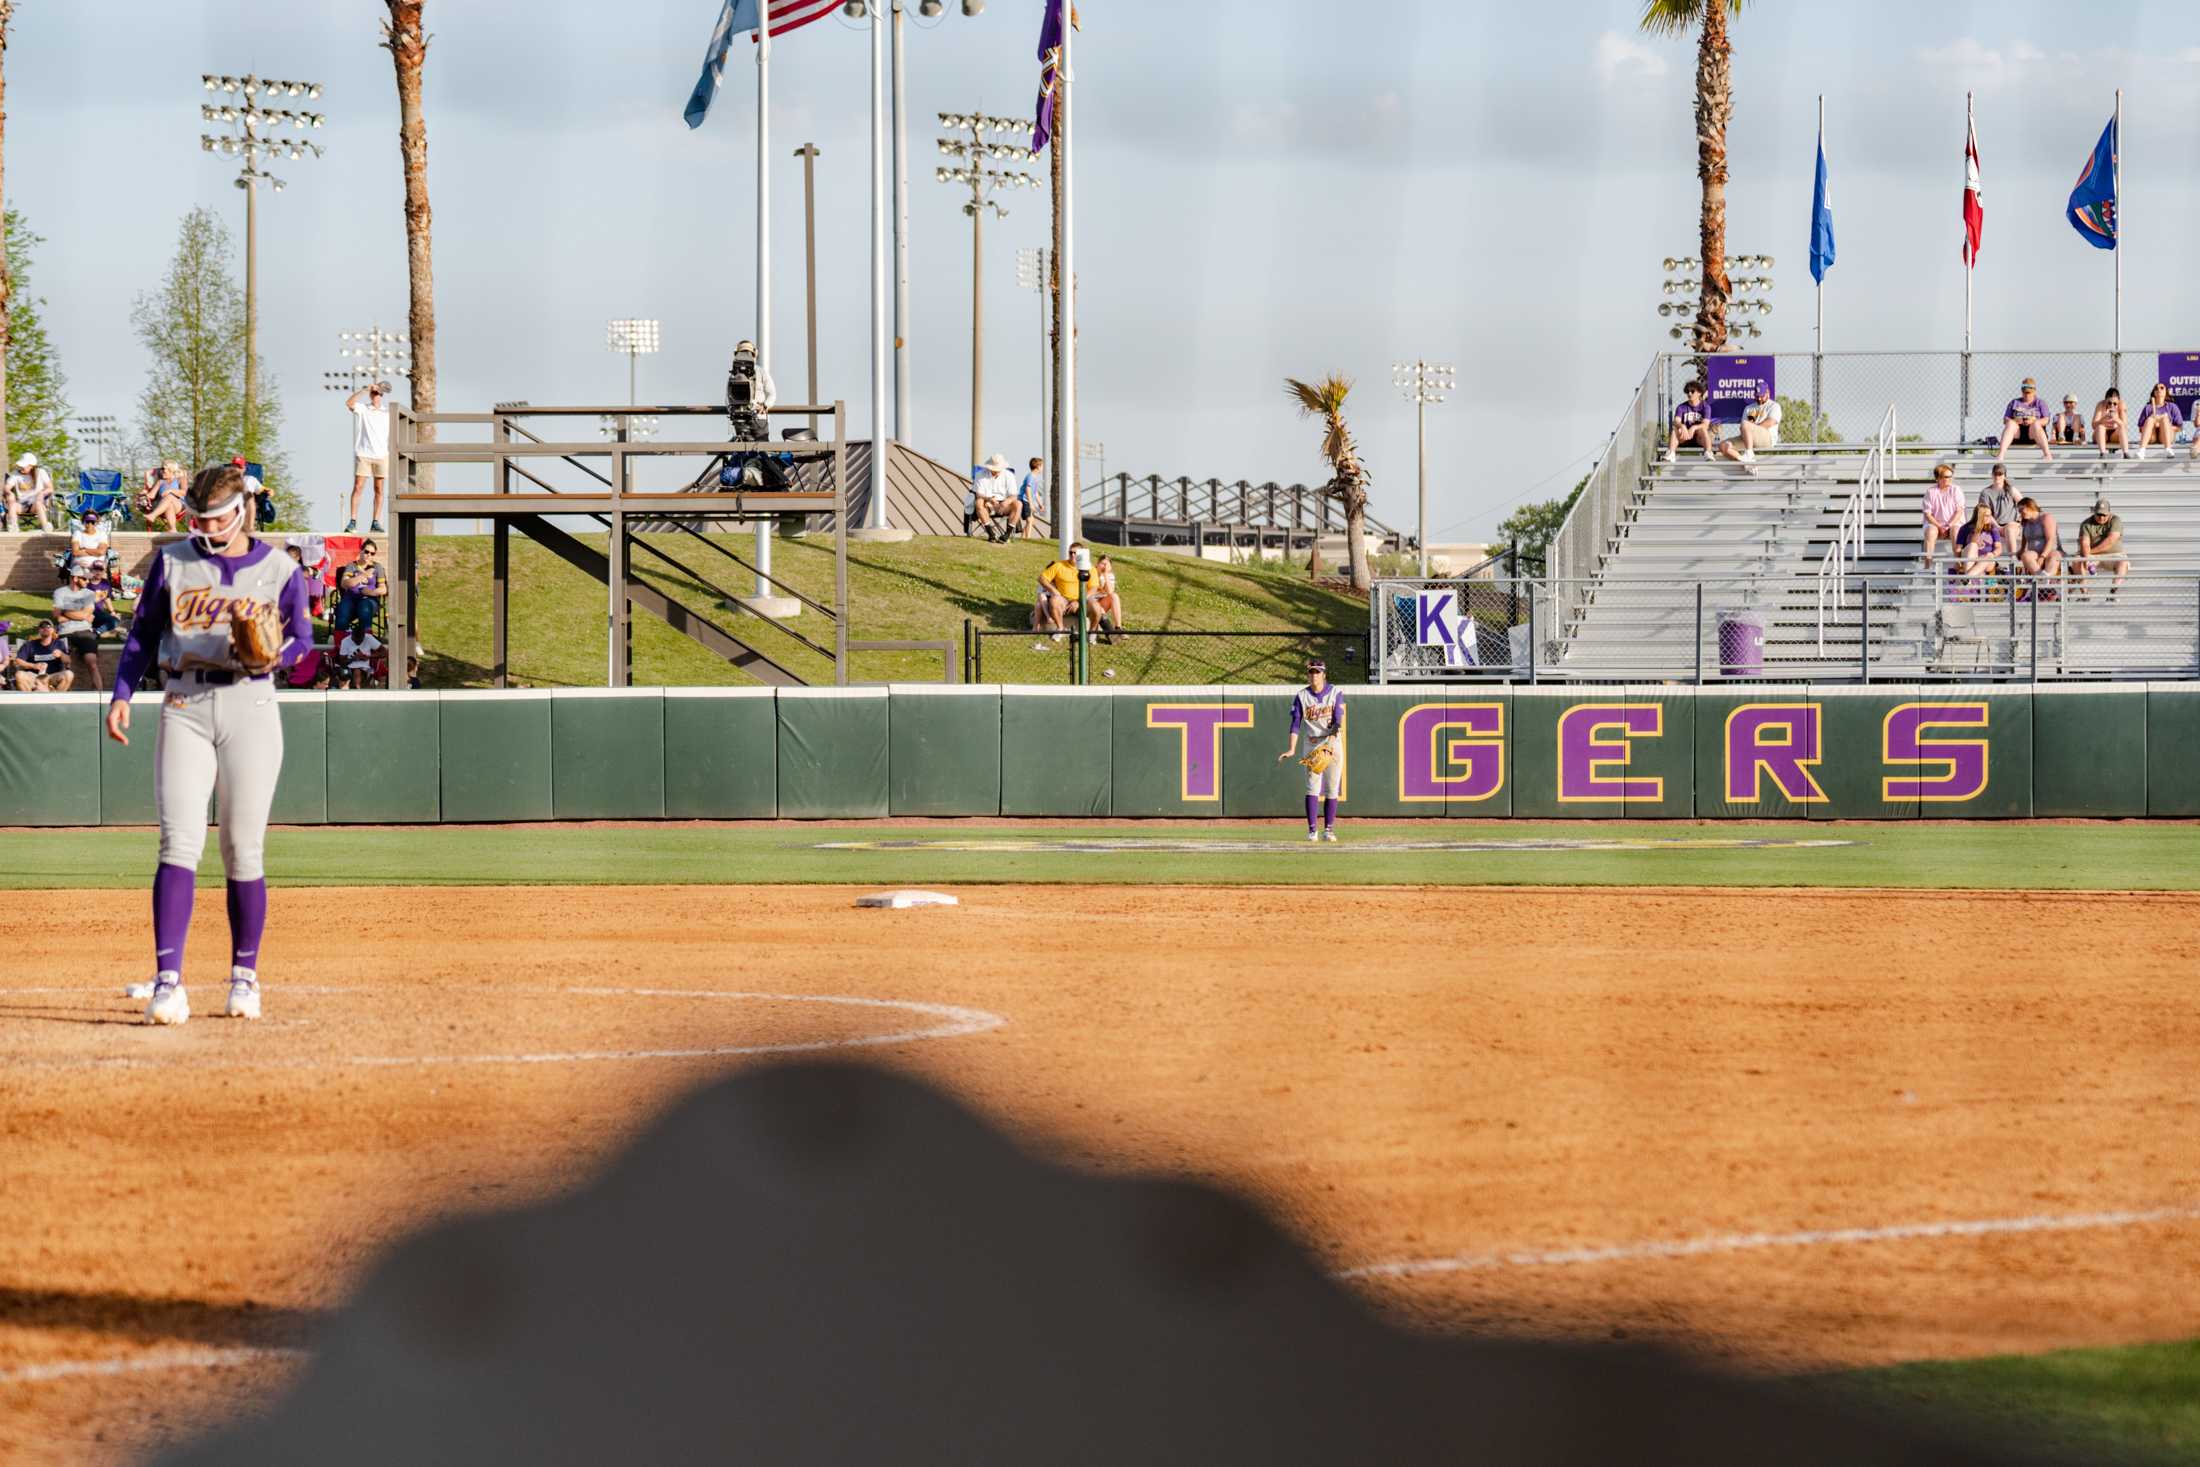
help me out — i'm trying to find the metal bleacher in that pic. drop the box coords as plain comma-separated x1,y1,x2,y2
1559,437,2200,680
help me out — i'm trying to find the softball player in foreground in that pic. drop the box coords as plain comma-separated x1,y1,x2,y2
1277,657,1346,842
105,464,311,1025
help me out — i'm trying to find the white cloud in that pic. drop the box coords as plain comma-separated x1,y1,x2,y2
1593,31,1668,86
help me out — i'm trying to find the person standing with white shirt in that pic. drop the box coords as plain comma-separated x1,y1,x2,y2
344,382,394,533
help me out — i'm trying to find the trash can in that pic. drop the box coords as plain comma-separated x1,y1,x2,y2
1717,608,1765,677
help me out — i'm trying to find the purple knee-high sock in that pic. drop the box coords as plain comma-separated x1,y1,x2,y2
1304,794,1319,833
226,878,268,972
152,863,196,974
1322,797,1338,830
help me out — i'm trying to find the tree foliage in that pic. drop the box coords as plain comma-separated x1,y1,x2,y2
130,207,307,525
4,210,75,477
1494,474,1588,578
1776,395,1840,445
1284,374,1374,591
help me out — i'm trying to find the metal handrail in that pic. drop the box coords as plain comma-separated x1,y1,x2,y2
1815,403,1898,650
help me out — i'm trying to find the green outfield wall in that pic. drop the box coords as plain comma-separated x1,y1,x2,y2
3,684,2196,825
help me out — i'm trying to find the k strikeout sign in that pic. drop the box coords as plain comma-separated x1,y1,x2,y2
1703,355,1775,425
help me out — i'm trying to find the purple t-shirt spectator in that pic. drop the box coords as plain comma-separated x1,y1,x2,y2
2138,401,2185,429
2004,395,2048,422
1673,401,1707,430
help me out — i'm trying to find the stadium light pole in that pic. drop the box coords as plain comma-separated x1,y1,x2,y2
936,111,1037,470
73,414,119,471
1658,253,1774,350
1392,361,1455,579
606,319,662,407
1016,246,1049,471
200,74,326,449
327,324,412,395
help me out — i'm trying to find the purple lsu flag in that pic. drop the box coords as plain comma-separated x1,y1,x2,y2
2162,353,2200,420
1032,0,1067,153
1703,356,1775,425
2066,114,2118,250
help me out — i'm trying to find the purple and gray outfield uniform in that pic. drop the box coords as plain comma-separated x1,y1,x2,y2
113,540,312,977
1292,683,1346,824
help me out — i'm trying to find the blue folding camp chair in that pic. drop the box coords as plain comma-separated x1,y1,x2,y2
68,469,132,529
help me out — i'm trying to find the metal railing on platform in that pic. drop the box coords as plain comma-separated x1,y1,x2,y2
967,623,1369,685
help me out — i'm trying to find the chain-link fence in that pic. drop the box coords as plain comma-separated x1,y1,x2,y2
1655,350,2181,448
969,626,1371,685
1368,574,2200,683
1549,356,1660,629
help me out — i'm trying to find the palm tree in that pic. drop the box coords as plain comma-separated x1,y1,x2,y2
1285,374,1372,592
1640,0,1745,353
382,1,435,485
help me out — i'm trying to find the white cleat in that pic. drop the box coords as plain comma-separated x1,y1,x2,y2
1660,448,1676,465
124,980,156,1000
145,974,189,1026
1321,828,1339,842
1306,829,1321,843
226,968,262,1021
1739,447,1756,464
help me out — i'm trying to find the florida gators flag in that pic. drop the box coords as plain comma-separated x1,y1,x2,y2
2066,114,2118,250
684,0,841,129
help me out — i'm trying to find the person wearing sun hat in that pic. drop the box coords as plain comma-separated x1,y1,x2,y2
966,452,1024,542
6,452,54,530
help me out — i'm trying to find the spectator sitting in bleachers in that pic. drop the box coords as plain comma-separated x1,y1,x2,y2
2072,496,2128,596
9,620,74,691
1715,382,1781,471
139,461,187,531
2133,383,2184,461
2091,388,2130,457
338,626,383,690
1661,381,1713,464
1996,377,2054,462
5,453,55,531
51,564,102,691
1921,463,1965,563
334,539,386,637
2013,497,2063,591
88,577,123,639
69,508,119,582
1978,465,2021,549
1953,504,2005,583
2049,395,2088,445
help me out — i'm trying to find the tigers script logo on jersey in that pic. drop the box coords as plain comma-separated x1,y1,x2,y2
172,587,267,632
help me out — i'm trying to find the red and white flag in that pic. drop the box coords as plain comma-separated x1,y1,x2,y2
1962,111,1984,266
753,0,841,42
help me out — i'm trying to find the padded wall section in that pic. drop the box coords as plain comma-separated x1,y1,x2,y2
888,686,1000,817
663,690,779,819
100,698,159,824
552,692,666,821
999,690,1110,817
0,695,100,825
1112,689,1254,818
778,689,889,819
269,695,328,825
2032,688,2145,818
439,693,552,823
1812,689,1919,820
2147,685,2200,817
1692,687,1824,820
326,693,441,824
1219,687,1308,819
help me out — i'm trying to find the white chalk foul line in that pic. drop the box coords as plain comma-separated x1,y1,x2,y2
1339,1202,2200,1281
0,1345,305,1387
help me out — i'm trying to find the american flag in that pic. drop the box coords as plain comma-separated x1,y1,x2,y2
685,0,843,131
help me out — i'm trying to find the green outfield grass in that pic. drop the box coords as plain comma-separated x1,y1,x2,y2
0,820,2194,890
1828,1337,2200,1463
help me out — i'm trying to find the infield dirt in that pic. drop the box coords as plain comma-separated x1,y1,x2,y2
4,884,2198,1463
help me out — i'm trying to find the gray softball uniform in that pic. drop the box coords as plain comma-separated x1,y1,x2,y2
113,541,313,880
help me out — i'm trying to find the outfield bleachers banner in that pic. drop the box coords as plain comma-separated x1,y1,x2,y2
2161,351,2200,419
2,685,2194,824
1704,355,1774,423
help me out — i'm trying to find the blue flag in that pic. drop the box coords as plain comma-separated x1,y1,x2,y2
685,0,758,130
1809,131,1835,284
2066,114,2118,251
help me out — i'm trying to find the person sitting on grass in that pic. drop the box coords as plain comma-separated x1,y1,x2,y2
2133,382,2185,461
1716,382,1781,470
967,455,1025,543
1996,377,2054,462
8,620,74,691
2091,388,2130,457
1921,462,1964,564
1029,544,1086,647
138,461,188,532
338,626,383,690
2072,497,2129,597
1953,503,2004,583
1087,554,1126,640
2012,497,2063,595
1661,380,1713,464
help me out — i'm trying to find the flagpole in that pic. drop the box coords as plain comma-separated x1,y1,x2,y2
1814,95,1824,351
1052,10,1076,559
1962,91,1974,445
866,0,891,529
2113,88,2122,378
754,0,776,602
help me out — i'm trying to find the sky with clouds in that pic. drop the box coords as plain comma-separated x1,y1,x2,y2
9,0,2199,537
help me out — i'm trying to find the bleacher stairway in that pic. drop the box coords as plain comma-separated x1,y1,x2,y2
1560,445,2200,679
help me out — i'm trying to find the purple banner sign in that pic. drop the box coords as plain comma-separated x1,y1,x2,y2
1398,703,1504,803
1145,704,1253,802
1881,702,1990,803
2159,352,2200,420
1703,355,1775,425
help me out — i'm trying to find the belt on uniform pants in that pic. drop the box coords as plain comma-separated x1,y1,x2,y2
176,669,272,687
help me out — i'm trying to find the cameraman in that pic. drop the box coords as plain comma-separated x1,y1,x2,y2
722,339,791,490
